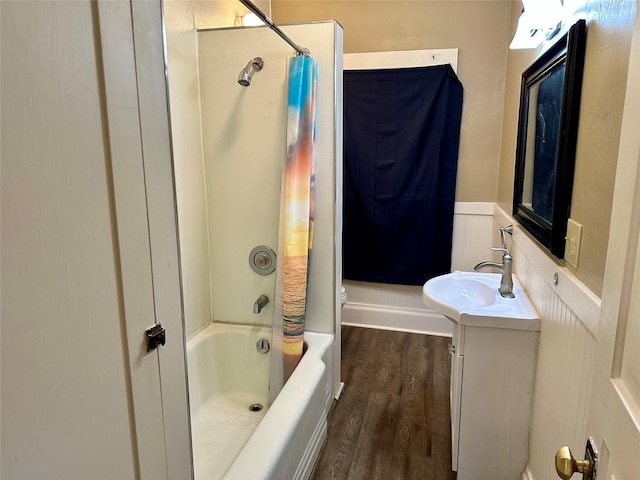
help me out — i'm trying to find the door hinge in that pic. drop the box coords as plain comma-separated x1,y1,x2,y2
145,323,166,352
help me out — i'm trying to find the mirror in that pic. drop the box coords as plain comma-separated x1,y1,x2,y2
513,19,587,258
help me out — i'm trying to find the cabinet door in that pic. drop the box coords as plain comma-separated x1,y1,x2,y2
457,327,537,479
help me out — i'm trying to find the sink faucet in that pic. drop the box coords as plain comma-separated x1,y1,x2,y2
253,294,269,314
474,226,515,298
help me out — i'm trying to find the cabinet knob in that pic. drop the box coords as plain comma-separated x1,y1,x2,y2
555,445,591,479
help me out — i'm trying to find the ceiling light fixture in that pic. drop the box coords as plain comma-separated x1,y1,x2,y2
510,0,564,49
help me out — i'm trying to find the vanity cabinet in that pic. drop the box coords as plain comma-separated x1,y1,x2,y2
450,323,538,480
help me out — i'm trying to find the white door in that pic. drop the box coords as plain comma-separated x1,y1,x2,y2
2,0,191,477
98,1,192,477
576,9,640,479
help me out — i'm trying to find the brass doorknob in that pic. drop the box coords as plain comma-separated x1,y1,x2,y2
555,445,592,479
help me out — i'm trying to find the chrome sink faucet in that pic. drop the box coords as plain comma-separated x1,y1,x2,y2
474,226,515,298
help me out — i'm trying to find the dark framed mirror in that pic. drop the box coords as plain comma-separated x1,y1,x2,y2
513,19,587,258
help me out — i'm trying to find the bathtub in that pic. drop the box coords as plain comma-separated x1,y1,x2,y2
187,322,334,480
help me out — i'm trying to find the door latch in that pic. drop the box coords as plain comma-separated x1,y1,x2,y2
555,437,598,480
145,323,166,352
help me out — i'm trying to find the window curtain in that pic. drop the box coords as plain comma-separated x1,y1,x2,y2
270,55,317,403
343,64,463,285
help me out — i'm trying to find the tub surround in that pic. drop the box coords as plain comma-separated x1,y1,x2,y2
164,0,212,338
197,23,342,336
194,22,343,403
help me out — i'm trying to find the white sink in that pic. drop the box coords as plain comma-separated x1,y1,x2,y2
422,271,540,330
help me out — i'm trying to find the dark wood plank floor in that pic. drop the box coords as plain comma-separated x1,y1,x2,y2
310,326,456,480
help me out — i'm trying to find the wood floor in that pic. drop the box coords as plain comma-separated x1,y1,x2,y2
310,326,456,480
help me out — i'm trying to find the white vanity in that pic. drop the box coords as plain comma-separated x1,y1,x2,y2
423,271,540,480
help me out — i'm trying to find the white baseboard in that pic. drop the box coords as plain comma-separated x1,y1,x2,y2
334,382,345,400
341,302,453,337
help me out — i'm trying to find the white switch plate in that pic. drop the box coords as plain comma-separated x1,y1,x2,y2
565,218,583,268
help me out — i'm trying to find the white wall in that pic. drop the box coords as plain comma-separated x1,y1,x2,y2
1,1,138,476
165,0,213,337
198,22,341,335
164,0,274,340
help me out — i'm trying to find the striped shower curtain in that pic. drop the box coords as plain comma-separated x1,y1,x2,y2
270,55,318,403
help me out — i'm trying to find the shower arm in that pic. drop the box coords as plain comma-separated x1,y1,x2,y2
239,0,310,57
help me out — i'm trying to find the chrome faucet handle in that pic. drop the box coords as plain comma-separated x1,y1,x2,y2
499,225,513,250
490,246,512,257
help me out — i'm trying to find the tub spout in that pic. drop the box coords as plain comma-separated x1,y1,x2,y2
253,295,269,314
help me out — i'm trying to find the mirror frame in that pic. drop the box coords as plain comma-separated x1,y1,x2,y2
513,19,587,258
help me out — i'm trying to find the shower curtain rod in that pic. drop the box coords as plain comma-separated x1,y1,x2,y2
239,0,310,56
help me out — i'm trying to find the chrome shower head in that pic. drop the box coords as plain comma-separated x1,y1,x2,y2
238,57,264,87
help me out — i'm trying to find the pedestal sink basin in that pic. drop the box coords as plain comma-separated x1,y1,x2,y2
422,271,540,330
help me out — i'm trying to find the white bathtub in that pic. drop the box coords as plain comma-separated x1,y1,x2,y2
187,322,334,480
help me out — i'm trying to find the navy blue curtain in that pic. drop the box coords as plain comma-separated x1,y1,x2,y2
343,64,463,285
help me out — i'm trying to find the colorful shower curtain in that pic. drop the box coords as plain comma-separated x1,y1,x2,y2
270,55,317,402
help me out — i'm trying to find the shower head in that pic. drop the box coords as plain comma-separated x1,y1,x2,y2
238,57,264,87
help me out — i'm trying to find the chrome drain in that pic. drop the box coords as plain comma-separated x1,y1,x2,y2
249,403,264,412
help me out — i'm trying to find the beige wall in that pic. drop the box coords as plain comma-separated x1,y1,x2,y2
273,1,512,203
497,1,636,296
275,0,637,297
192,0,271,29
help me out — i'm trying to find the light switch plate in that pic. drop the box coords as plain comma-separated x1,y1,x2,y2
565,218,583,268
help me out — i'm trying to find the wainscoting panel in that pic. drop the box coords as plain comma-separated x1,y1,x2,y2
494,207,599,480
451,202,497,271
